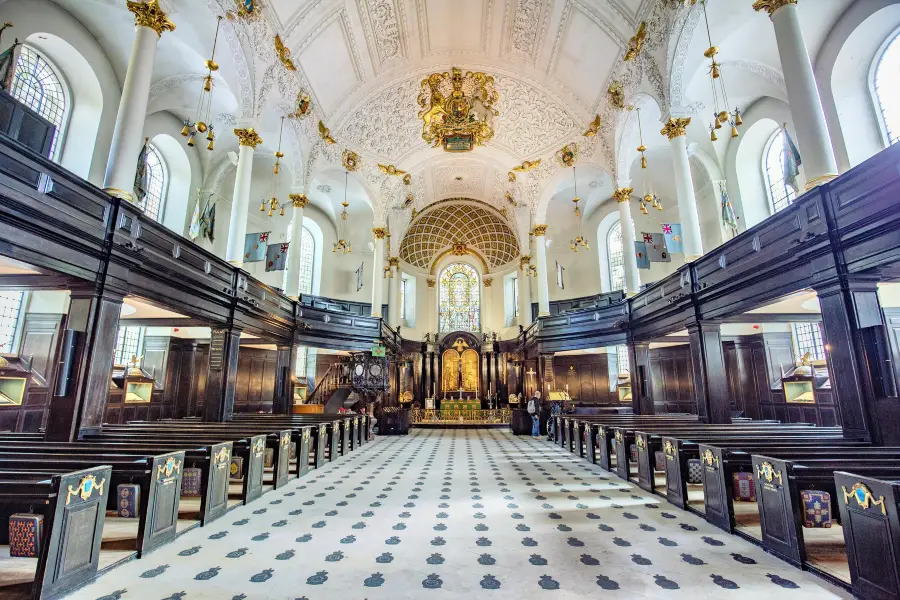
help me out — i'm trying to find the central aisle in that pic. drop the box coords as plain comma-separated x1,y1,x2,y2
68,430,850,599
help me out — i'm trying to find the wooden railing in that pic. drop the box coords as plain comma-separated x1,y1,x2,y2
308,363,343,405
410,408,512,424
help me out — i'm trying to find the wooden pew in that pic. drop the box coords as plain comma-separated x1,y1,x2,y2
0,466,112,600
231,414,356,465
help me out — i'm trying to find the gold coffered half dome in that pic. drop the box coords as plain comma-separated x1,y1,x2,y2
399,200,519,272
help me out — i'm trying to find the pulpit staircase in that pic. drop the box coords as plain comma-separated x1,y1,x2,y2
308,363,355,412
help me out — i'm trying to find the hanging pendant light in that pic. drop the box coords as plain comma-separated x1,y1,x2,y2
263,117,287,219
635,107,648,169
333,171,352,254
569,167,589,253
182,16,222,151
701,0,742,142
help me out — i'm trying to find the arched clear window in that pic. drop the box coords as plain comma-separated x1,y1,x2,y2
608,222,625,292
11,46,67,159
439,262,480,332
142,144,168,222
873,31,900,145
764,130,797,214
297,227,315,295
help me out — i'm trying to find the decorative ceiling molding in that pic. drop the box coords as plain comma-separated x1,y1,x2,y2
720,59,787,94
356,0,409,73
296,8,365,82
415,0,494,58
148,73,208,105
666,2,702,114
500,0,553,65
547,0,627,78
432,160,486,199
399,200,520,271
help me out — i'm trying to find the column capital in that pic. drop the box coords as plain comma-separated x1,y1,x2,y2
372,227,388,239
126,0,175,36
427,278,436,288
388,256,400,267
289,193,310,208
612,188,633,203
752,0,797,17
519,255,532,267
483,277,493,287
234,127,263,148
532,224,548,236
661,117,691,139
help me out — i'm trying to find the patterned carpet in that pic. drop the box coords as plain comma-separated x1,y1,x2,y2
65,429,851,600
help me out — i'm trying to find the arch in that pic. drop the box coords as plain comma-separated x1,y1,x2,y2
142,142,168,222
872,26,900,147
438,262,481,333
614,93,664,181
11,45,68,159
596,210,620,293
763,129,797,214
299,214,324,296
534,161,612,224
607,221,625,293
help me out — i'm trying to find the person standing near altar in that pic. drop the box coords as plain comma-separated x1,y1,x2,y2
527,391,541,438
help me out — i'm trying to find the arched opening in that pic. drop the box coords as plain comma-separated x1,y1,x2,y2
438,262,480,333
11,45,68,159
147,129,194,234
607,221,625,293
142,143,168,222
873,28,900,146
763,129,798,214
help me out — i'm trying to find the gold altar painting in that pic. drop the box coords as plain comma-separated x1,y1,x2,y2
441,347,479,393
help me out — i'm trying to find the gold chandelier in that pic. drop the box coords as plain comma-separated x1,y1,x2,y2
259,117,286,217
418,67,498,152
634,107,648,169
333,171,352,254
569,167,589,252
701,0,742,141
181,16,222,151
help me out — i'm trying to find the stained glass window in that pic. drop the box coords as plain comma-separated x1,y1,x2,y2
764,130,797,213
608,222,625,292
142,144,167,221
439,262,480,332
874,31,900,145
12,46,67,159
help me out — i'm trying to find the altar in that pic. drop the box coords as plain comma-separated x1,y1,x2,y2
440,399,481,412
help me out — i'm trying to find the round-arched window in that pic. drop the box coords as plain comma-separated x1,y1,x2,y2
439,262,480,333
11,46,67,159
297,226,315,295
763,130,797,214
142,144,168,222
607,221,625,292
873,30,900,146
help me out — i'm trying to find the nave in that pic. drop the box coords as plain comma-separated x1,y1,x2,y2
67,430,849,600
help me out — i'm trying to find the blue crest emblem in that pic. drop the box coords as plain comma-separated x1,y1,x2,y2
422,573,443,589
208,531,228,540
476,537,492,546
426,553,444,564
385,536,401,545
364,572,385,587
375,552,394,563
251,533,269,542
521,537,537,547
596,575,620,590
529,554,548,565
538,575,559,590
340,535,356,544
195,567,220,581
430,537,446,546
250,569,274,583
275,549,294,560
480,575,501,589
226,548,248,558
325,551,344,562
179,546,201,556
140,564,169,578
478,553,495,565
232,519,249,526
295,534,312,542
306,570,328,585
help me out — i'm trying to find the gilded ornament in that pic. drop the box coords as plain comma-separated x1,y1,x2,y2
373,227,388,239
842,482,887,515
756,461,783,485
289,194,310,208
519,255,532,267
556,143,578,168
234,127,263,148
661,117,692,139
254,438,265,455
508,171,516,183
583,115,601,137
532,224,548,236
66,474,105,505
612,188,633,204
126,0,175,37
214,446,230,466
636,435,646,450
318,121,336,144
226,0,257,20
505,191,517,206
427,278,436,288
451,242,468,255
608,81,626,110
752,0,797,17
403,173,412,185
483,277,493,288
281,432,291,448
418,67,499,152
378,164,407,176
342,149,361,172
388,257,400,267
401,193,414,208
275,35,296,71
623,21,646,61
614,430,623,443
288,93,312,119
663,439,675,456
702,449,719,467
512,159,541,173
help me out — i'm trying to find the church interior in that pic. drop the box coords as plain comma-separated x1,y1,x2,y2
0,0,899,598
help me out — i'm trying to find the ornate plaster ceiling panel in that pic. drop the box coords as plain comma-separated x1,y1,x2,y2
297,13,363,116
550,5,621,108
400,201,519,270
335,72,581,162
357,0,409,73
501,0,553,64
432,161,486,199
418,0,492,56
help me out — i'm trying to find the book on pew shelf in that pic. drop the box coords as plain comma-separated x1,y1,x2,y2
801,490,832,528
265,448,274,469
117,484,140,518
182,467,202,497
629,444,637,463
732,472,756,502
654,451,665,472
686,459,702,484
9,514,42,557
230,456,244,481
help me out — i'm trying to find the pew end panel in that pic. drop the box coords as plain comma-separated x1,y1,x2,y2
140,452,186,556
752,456,805,567
243,436,267,504
202,443,232,525
698,445,735,533
835,471,900,600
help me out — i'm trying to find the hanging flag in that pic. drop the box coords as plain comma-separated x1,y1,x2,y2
661,223,683,254
634,241,650,270
0,41,21,93
203,201,216,242
642,232,670,262
265,242,289,272
782,123,802,193
720,182,739,238
244,232,269,263
188,190,202,240
133,137,149,205
356,263,364,291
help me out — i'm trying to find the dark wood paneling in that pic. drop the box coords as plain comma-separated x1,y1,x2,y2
552,354,615,405
648,344,696,415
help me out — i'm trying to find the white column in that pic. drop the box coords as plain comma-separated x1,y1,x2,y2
755,0,838,188
482,276,493,332
614,185,641,295
518,257,533,326
662,117,703,260
371,228,386,318
533,225,551,317
225,129,262,266
103,0,174,201
388,257,401,327
283,193,309,297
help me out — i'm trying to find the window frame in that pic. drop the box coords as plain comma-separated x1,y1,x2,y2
791,322,826,363
11,45,70,161
142,143,169,222
607,221,625,292
763,129,797,214
438,262,481,333
113,326,144,367
0,291,27,356
870,26,900,148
